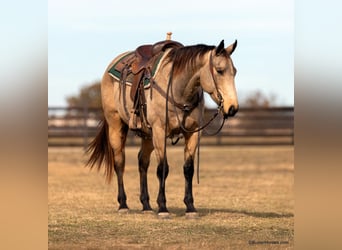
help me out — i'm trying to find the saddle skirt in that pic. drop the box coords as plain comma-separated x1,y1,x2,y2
108,50,165,89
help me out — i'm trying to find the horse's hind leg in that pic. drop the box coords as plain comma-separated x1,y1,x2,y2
107,114,129,211
183,132,199,214
138,138,154,212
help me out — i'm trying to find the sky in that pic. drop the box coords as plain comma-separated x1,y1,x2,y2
48,0,294,107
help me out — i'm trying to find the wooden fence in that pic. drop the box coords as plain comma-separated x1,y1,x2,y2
48,106,293,147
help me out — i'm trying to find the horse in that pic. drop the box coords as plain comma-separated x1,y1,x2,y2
86,39,239,217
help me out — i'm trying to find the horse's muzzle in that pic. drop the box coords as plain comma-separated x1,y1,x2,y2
223,105,239,119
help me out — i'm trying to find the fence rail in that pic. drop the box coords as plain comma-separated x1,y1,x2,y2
48,106,294,147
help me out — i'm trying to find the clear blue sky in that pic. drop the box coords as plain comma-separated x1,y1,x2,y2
48,0,293,107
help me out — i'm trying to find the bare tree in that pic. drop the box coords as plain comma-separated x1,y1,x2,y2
66,81,101,108
64,81,103,120
241,90,277,107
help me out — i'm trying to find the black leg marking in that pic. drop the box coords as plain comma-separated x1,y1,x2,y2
156,161,169,213
138,150,153,211
183,157,197,213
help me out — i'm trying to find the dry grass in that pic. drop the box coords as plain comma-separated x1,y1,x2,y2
48,145,294,249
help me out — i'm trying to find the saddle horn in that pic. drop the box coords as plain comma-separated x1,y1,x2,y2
166,32,172,40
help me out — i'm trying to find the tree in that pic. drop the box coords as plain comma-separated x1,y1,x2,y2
241,90,277,108
66,81,102,108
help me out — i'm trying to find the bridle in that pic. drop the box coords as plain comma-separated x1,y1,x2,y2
209,51,224,110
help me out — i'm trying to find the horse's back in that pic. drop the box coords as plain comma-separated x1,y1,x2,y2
105,51,132,70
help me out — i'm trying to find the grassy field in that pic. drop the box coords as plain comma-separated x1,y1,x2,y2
48,145,294,249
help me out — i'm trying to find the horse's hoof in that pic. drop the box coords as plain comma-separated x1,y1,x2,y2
185,212,199,219
118,208,129,214
158,212,171,219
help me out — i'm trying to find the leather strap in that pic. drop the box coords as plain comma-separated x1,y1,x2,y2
209,51,223,103
151,79,201,112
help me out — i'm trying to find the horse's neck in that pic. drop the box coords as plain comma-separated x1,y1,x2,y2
172,52,210,104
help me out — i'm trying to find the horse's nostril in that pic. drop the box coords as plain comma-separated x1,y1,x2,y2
228,105,238,117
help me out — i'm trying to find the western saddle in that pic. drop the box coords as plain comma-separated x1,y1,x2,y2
113,38,183,134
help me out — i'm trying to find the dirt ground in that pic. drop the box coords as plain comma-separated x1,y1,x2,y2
48,145,294,249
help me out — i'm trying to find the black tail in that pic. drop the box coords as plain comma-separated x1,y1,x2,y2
86,119,115,183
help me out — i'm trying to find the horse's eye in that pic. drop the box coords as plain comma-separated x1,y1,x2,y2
216,69,224,75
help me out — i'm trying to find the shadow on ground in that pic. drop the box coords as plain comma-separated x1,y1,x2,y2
116,207,294,219
196,208,294,218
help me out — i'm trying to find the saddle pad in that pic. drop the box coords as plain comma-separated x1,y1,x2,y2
108,51,166,88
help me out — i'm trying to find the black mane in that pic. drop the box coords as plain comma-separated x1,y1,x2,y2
166,44,215,74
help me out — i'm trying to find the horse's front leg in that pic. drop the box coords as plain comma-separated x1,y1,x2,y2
138,138,154,212
152,126,170,216
183,132,199,214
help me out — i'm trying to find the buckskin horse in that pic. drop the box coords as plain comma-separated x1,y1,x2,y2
87,39,238,217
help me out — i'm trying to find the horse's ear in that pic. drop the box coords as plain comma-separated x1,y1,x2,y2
226,40,237,55
215,40,225,55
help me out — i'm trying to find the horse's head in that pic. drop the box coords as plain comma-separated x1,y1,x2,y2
201,40,239,118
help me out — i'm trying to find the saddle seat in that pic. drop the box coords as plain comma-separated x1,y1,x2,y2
131,40,183,74
128,40,183,102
